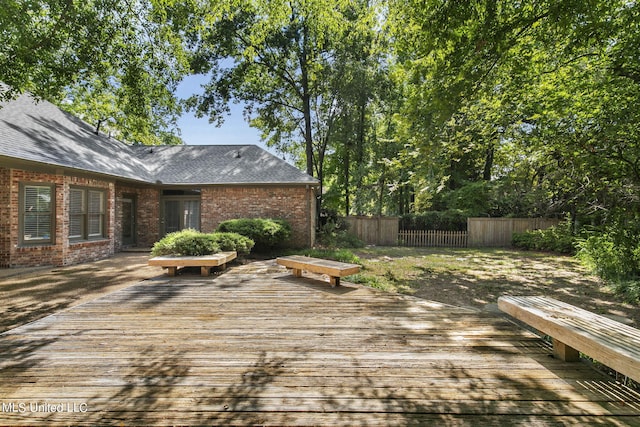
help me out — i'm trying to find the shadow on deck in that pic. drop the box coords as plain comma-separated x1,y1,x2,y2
1,260,639,426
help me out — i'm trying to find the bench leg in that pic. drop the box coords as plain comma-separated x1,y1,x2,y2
330,276,340,287
292,268,302,278
553,339,580,362
167,266,177,277
201,266,211,277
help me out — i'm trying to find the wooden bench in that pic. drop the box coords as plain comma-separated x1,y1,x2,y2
498,295,640,383
276,255,360,287
148,251,237,277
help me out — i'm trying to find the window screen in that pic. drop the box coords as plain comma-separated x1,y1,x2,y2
23,185,52,242
88,190,104,237
69,187,106,240
69,189,85,239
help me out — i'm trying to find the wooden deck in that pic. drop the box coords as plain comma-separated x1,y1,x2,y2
1,261,639,426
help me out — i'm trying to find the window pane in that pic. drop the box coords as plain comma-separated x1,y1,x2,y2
87,191,104,237
69,189,84,239
183,200,200,230
23,185,52,241
88,214,103,237
164,200,181,234
25,186,51,213
24,213,51,240
88,191,104,214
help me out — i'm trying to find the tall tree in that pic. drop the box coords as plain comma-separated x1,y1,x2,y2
187,0,378,177
1,0,192,144
388,0,640,220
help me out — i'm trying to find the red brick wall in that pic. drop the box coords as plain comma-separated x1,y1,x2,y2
114,184,314,250
5,169,115,267
8,169,64,267
201,185,316,247
0,167,11,267
2,168,316,268
63,175,114,265
114,184,160,250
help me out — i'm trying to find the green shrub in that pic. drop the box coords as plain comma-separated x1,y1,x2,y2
439,181,491,216
575,223,640,304
151,229,220,256
217,218,292,251
577,232,640,281
512,222,576,254
609,279,640,305
208,232,255,255
317,219,364,249
151,230,255,256
400,210,467,231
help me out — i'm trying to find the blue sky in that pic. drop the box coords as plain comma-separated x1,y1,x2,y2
175,75,264,148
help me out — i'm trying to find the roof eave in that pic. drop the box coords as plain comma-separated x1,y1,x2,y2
156,181,320,187
0,155,152,184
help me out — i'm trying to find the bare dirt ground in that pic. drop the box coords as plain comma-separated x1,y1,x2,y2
354,247,640,327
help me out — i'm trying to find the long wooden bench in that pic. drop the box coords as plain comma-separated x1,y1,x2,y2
148,251,237,277
498,295,640,383
276,255,360,287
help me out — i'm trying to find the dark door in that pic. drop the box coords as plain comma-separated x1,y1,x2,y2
163,200,181,234
121,196,136,246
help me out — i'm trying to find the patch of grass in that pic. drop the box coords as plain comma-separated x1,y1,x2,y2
608,279,640,305
350,246,614,307
346,273,394,292
287,248,362,265
280,245,638,326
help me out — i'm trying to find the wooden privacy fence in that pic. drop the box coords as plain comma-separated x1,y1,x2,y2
467,217,560,247
343,216,399,246
344,216,559,247
398,230,468,248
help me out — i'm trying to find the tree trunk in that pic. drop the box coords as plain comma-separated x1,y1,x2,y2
483,144,495,181
344,145,351,216
300,25,314,177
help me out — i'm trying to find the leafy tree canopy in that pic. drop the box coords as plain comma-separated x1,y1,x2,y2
186,0,380,175
388,0,640,222
0,0,193,144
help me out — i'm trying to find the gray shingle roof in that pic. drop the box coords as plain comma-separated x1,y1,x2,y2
131,145,318,185
0,93,152,182
0,93,318,186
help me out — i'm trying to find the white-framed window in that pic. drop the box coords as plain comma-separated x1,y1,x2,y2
69,187,106,240
20,183,54,244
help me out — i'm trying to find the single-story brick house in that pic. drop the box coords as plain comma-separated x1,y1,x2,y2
0,92,319,268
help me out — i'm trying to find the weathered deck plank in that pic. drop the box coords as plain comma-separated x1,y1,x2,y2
1,262,639,426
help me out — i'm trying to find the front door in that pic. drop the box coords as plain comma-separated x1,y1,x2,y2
121,196,136,246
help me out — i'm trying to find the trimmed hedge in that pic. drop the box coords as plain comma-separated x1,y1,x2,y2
208,232,254,255
151,229,254,256
400,210,468,231
217,218,292,250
